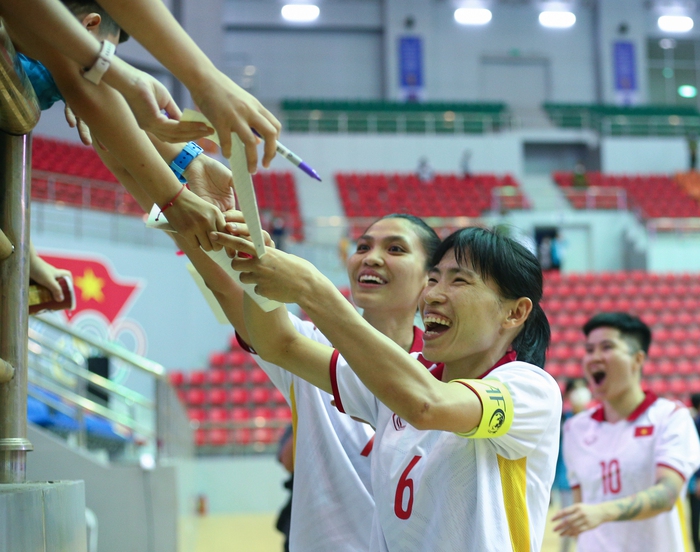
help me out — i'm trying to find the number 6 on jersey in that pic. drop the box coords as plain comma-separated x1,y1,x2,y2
394,455,422,520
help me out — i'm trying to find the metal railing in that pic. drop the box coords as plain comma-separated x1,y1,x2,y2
284,111,514,134
562,186,628,211
30,314,193,461
0,18,41,484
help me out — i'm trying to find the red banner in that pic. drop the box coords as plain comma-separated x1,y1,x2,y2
39,253,142,324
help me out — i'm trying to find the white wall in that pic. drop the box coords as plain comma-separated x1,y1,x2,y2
601,137,688,173
648,232,700,272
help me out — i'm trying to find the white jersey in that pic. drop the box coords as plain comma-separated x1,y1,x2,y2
330,353,562,552
563,392,700,552
239,315,425,552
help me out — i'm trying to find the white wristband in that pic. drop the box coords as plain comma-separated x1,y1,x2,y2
83,41,116,85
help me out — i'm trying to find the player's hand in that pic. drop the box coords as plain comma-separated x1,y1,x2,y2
29,256,72,303
210,220,275,257
184,154,236,212
64,104,92,146
189,69,281,170
552,503,607,537
112,61,213,143
209,233,313,303
164,188,226,251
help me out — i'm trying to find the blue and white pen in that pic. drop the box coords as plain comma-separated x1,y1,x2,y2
252,128,322,182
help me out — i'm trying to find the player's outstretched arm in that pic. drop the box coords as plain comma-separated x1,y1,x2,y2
552,466,684,537
97,0,281,165
218,233,484,435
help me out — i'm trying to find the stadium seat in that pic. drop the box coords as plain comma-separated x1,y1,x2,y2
230,388,248,405
186,388,206,406
168,371,184,387
208,388,228,406
228,368,247,386
188,371,206,386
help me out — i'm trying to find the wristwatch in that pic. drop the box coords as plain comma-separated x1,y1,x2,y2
169,142,204,183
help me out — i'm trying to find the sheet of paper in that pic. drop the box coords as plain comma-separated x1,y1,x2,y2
145,109,282,312
181,109,267,257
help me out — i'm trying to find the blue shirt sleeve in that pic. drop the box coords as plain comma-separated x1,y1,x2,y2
18,53,64,111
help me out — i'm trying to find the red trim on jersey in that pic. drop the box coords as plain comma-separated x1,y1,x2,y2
235,331,257,354
429,363,444,380
329,349,345,413
360,435,375,457
409,326,423,353
591,390,659,422
657,462,687,482
478,350,517,379
570,484,581,490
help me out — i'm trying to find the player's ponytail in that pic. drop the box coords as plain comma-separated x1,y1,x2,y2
431,227,550,368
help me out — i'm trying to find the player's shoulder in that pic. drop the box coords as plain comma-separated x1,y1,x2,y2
489,361,560,393
647,395,692,423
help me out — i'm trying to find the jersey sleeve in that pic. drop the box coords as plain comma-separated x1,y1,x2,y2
237,312,333,405
562,417,580,488
482,363,563,460
655,405,700,481
329,350,379,428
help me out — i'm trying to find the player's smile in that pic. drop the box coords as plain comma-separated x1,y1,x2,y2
357,269,388,288
423,311,452,340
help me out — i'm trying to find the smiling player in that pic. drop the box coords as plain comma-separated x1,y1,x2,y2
553,312,700,551
220,226,562,552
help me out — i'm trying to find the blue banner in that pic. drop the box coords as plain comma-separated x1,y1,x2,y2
613,41,636,91
399,36,423,100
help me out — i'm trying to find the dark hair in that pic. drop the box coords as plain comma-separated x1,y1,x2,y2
565,377,587,395
582,312,652,354
431,226,550,368
61,0,129,43
691,393,700,411
367,214,440,269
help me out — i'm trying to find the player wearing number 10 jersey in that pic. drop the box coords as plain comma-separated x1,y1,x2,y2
554,313,700,552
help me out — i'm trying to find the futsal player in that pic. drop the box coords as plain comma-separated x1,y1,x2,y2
553,312,700,551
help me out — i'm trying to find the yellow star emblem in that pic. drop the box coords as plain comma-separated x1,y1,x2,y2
75,268,105,303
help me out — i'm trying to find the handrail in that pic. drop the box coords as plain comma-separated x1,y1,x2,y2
28,373,153,437
27,335,154,409
34,315,166,379
0,19,40,135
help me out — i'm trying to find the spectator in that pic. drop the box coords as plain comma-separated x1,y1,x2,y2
271,215,287,252
572,162,588,188
416,156,434,183
460,149,472,179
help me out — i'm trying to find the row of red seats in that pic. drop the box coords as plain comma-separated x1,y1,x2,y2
180,386,286,407
195,426,286,447
170,366,268,387
188,405,291,424
551,326,700,345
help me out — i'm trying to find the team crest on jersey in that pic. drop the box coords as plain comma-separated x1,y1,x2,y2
392,414,406,431
488,409,506,434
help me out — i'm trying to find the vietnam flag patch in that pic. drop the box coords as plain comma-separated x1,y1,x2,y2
634,425,654,437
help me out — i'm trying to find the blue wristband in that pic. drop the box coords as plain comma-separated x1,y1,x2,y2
169,142,203,183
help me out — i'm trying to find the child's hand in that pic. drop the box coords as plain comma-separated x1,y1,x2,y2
64,104,92,146
29,256,71,303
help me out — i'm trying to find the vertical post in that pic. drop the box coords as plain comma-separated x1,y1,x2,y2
0,132,33,483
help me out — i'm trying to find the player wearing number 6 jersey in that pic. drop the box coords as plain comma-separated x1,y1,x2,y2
553,312,700,551
188,213,439,551
219,226,562,552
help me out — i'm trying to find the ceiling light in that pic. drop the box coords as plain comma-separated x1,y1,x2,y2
679,85,697,98
658,15,694,33
539,11,576,28
281,4,320,23
454,8,492,25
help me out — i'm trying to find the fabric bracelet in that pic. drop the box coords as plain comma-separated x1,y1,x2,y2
156,184,189,221
83,41,116,85
451,378,513,439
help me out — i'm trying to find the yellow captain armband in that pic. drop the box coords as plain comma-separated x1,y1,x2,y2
451,379,514,439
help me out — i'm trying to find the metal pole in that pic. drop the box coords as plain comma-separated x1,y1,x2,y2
0,131,33,483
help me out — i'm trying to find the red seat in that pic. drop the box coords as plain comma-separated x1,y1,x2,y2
208,388,228,405
251,406,273,421
253,427,275,444
209,352,226,368
274,406,292,421
188,408,206,422
250,387,271,404
230,388,248,405
231,407,250,422
226,351,249,367
207,369,227,386
186,388,206,406
168,371,184,387
209,428,229,446
232,428,252,445
188,371,206,386
668,378,687,396
229,368,247,386
249,368,270,385
208,408,228,423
